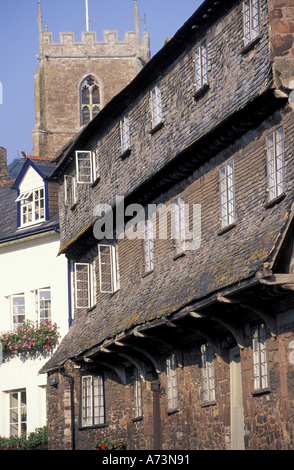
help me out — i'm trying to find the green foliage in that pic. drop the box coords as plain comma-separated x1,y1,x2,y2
0,320,60,356
0,426,48,450
91,433,126,450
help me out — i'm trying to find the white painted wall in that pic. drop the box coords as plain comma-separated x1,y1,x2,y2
0,231,69,436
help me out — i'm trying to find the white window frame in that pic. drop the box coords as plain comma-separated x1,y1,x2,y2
36,288,51,325
76,150,97,184
133,368,143,419
19,187,45,227
150,84,162,129
11,294,25,331
74,262,96,309
243,0,260,46
220,161,235,229
64,175,76,206
98,244,120,294
201,343,216,402
173,196,186,255
81,375,105,427
8,389,27,436
121,114,131,153
252,324,268,391
266,126,285,202
194,42,208,91
143,217,154,273
166,353,178,411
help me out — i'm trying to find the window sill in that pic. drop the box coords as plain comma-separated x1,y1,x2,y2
87,304,96,313
91,176,100,188
70,202,77,211
251,388,271,397
78,423,108,431
264,192,286,209
167,408,179,415
173,251,186,261
120,147,132,159
241,35,262,55
149,120,164,135
217,222,236,236
193,83,209,101
142,269,154,279
132,416,143,423
201,400,217,408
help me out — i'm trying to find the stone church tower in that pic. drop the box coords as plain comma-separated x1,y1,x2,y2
32,0,150,158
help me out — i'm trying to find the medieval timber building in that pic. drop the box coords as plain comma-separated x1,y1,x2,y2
41,0,294,450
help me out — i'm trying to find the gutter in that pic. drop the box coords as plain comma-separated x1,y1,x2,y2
0,224,60,246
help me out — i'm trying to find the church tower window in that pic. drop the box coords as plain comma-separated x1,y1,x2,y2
80,76,101,126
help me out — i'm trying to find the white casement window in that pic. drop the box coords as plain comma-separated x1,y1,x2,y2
266,127,285,202
11,294,25,331
194,42,208,91
121,115,131,153
243,0,260,46
133,369,143,419
36,288,51,324
252,324,268,391
64,175,76,206
143,217,154,273
220,161,235,229
76,150,98,184
9,389,27,436
18,187,45,227
81,375,105,427
150,84,162,128
166,353,178,411
74,262,96,308
201,344,216,402
98,244,120,294
173,196,186,255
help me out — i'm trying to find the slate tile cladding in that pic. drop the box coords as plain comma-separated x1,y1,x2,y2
41,105,294,375
56,0,272,251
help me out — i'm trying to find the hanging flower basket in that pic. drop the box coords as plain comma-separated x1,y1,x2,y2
0,320,60,357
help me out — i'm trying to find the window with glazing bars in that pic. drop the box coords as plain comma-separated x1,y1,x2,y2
37,288,51,324
9,390,27,436
64,175,76,206
194,42,208,91
133,368,143,419
220,161,235,229
201,344,216,402
20,187,45,226
266,126,285,202
150,84,162,128
243,0,260,45
121,115,131,153
173,196,186,255
76,150,98,184
252,324,268,391
166,353,178,411
81,375,105,427
11,294,25,331
74,262,96,308
98,244,120,293
143,217,154,273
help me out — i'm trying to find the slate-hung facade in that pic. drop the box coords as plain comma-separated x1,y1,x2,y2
41,0,294,450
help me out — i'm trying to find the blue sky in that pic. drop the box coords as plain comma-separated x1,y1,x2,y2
0,0,202,165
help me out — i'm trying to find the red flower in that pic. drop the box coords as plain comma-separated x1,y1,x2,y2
101,443,107,449
90,440,93,444
114,442,118,446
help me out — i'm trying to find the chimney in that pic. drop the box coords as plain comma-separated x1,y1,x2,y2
0,147,9,183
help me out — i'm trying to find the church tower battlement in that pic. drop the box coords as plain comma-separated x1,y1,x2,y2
33,0,150,159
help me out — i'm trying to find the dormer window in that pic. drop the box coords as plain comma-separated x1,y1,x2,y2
76,150,98,184
17,187,45,227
